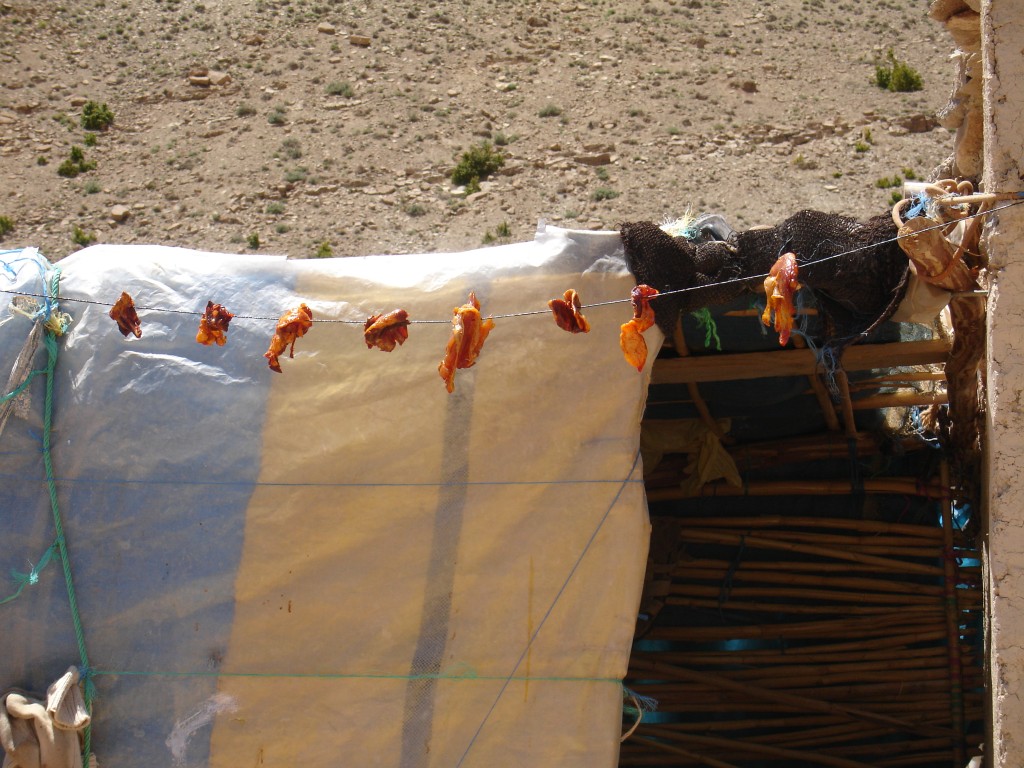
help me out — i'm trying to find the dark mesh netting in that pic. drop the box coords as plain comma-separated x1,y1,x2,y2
620,210,910,347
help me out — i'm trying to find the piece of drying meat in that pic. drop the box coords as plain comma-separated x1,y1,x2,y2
619,284,659,371
438,292,495,393
265,303,314,373
364,309,411,352
761,252,802,346
196,301,235,346
548,289,591,333
109,292,142,338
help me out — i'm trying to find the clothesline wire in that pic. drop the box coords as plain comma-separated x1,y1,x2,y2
1,198,1020,325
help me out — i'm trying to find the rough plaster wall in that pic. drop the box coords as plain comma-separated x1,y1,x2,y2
982,0,1024,765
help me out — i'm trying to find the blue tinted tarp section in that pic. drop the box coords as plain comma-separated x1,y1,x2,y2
0,246,280,766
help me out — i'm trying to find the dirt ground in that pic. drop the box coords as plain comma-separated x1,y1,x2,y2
0,0,955,261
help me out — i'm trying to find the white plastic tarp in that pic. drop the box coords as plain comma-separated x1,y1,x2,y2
0,225,656,767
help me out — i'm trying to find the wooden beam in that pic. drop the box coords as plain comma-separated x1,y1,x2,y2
650,339,950,385
646,477,949,502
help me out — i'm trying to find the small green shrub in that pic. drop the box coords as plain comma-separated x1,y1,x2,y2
451,141,504,189
247,232,260,249
538,103,562,118
281,137,302,159
236,103,257,117
0,216,14,240
495,221,511,238
314,241,333,258
874,51,923,92
266,201,285,215
875,175,902,189
83,179,102,194
405,203,427,217
267,106,287,125
591,187,620,201
902,167,917,180
83,132,98,147
889,190,903,205
284,166,308,183
325,81,354,98
58,145,97,178
37,156,48,166
71,225,95,247
853,140,870,153
595,166,610,181
81,100,114,130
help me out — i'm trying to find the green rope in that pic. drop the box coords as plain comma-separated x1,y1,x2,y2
690,307,722,351
0,542,56,605
0,369,45,404
38,268,94,761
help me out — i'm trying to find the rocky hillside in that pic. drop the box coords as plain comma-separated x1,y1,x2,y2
0,0,954,260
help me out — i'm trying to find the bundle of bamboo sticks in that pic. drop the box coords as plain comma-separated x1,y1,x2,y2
622,504,981,767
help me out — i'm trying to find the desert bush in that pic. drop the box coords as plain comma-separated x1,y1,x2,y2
81,101,114,130
325,81,354,98
268,105,287,125
538,103,562,118
591,187,620,201
57,145,96,178
71,225,95,247
874,51,922,92
451,141,504,191
0,216,14,239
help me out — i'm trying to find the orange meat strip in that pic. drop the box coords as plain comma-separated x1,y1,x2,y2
109,292,142,338
438,292,495,393
364,309,411,352
265,303,314,373
761,252,802,346
548,289,591,333
196,301,235,346
619,284,659,371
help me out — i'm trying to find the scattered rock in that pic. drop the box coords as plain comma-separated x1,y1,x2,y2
188,75,212,87
899,114,939,133
69,95,87,107
574,152,611,166
350,34,372,47
109,205,130,223
208,70,232,86
526,16,548,27
317,22,336,35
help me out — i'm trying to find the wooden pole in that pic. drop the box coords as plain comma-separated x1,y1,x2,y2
650,338,950,385
647,477,948,502
627,659,954,739
671,529,944,576
672,315,735,444
628,736,742,768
